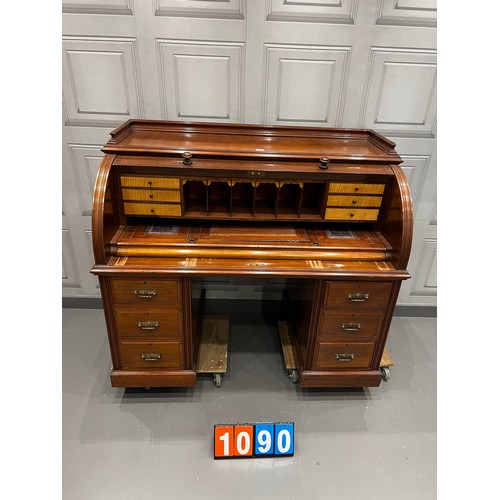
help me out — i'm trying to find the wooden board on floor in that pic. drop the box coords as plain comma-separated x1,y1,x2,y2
380,348,394,368
197,315,229,374
278,321,298,370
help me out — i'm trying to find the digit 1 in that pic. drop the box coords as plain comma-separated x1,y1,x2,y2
274,423,294,456
214,425,234,458
254,423,275,456
234,425,254,457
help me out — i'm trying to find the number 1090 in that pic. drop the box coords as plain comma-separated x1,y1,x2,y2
214,422,294,459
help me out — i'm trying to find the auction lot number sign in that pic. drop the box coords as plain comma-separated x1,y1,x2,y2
214,422,294,459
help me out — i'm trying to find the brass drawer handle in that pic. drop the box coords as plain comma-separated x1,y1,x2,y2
182,151,192,165
319,157,330,170
137,321,160,330
134,289,158,298
336,353,355,362
341,322,361,332
141,353,162,362
347,293,369,302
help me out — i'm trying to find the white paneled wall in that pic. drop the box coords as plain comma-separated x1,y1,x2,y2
262,43,350,126
62,36,143,126
62,0,437,306
157,39,245,121
360,47,437,136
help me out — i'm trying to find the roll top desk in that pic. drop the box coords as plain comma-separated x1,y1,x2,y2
91,120,412,389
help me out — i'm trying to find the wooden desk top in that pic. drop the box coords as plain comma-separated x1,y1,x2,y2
103,120,402,164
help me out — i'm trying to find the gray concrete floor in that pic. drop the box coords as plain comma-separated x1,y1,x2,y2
62,304,436,500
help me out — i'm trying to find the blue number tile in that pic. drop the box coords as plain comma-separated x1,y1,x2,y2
274,423,294,456
254,423,275,456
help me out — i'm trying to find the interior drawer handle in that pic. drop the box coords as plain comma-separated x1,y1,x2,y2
347,293,369,302
335,353,355,362
134,289,158,298
137,321,160,330
341,322,362,332
140,353,162,362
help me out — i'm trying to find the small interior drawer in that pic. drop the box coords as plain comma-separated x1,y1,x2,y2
324,281,392,309
122,189,181,203
111,278,180,305
326,195,382,208
313,341,376,369
328,183,385,195
123,202,181,217
318,310,384,339
119,341,183,369
324,208,379,221
114,308,182,338
120,176,180,189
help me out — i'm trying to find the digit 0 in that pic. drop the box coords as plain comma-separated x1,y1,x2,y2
274,423,294,456
234,425,253,457
276,429,290,453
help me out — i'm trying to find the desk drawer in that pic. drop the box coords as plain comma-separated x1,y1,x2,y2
328,182,385,195
313,341,375,369
121,176,180,190
122,189,181,203
324,208,379,221
319,310,384,339
114,308,182,338
111,278,180,305
326,195,383,208
123,202,181,217
324,282,392,309
119,341,183,369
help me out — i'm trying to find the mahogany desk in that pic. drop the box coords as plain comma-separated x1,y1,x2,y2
91,120,412,389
